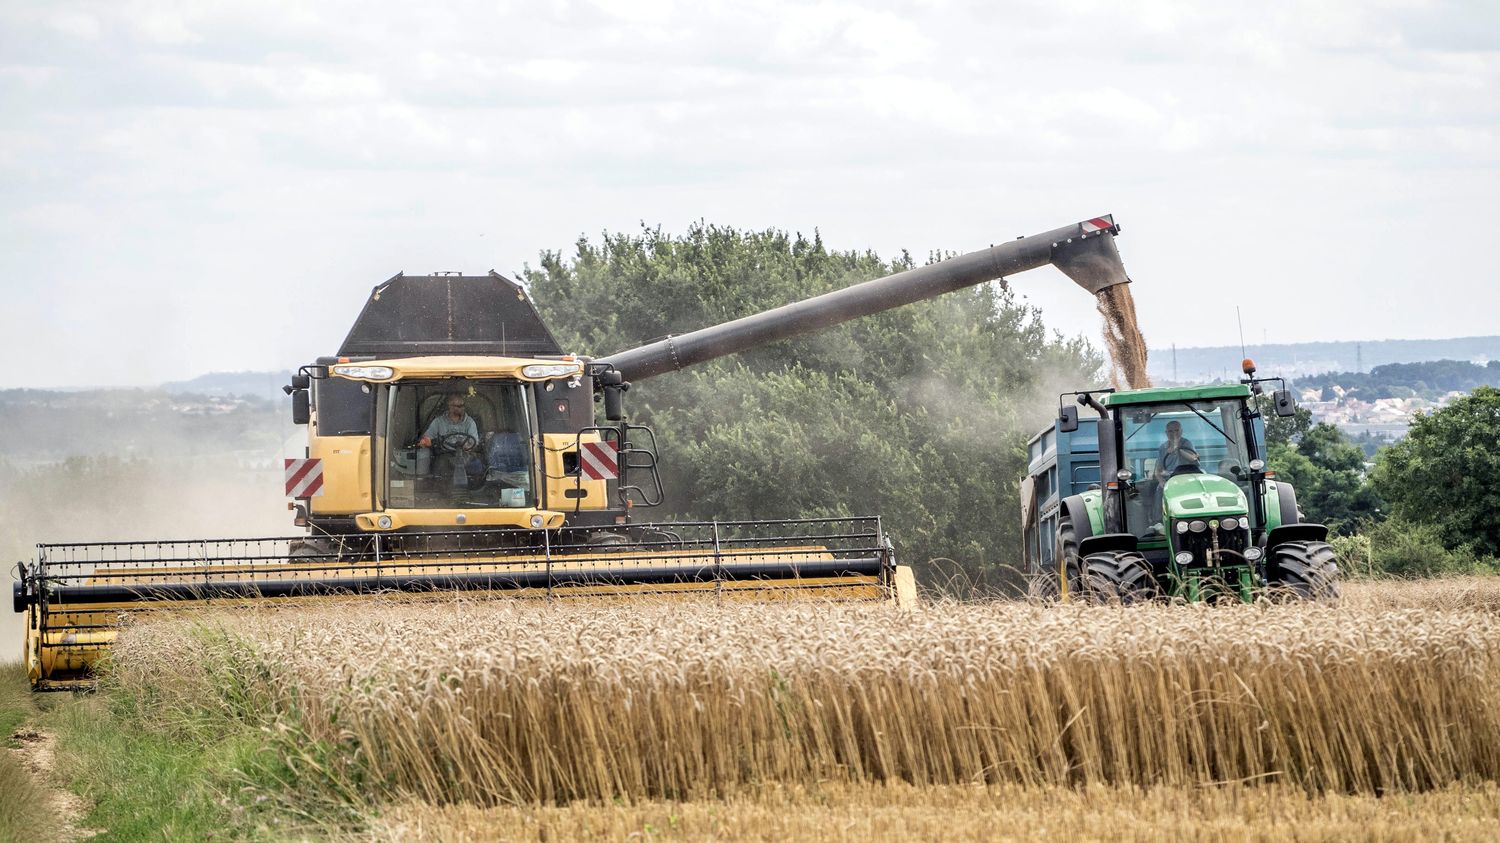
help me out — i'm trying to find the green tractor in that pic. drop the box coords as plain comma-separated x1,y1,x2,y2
1021,361,1339,602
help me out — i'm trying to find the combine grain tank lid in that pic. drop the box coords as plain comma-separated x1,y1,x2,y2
338,272,563,358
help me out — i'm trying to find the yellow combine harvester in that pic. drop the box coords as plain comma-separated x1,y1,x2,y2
14,215,1132,689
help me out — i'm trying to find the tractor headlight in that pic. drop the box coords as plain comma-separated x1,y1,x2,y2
522,364,583,379
1189,520,1207,533
1175,551,1194,565
1220,516,1240,531
332,365,394,380
1249,458,1266,472
1244,546,1263,562
1175,520,1190,534
1116,468,1133,482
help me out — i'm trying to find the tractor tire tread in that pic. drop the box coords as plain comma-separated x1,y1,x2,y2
1269,540,1341,601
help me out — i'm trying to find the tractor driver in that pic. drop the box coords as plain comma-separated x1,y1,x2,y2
419,393,482,485
1154,420,1200,481
1144,420,1200,534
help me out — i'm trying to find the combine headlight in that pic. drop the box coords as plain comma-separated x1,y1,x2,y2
1175,520,1190,534
1189,520,1207,533
1244,546,1263,562
1220,517,1240,531
332,365,394,380
522,364,582,379
376,515,393,529
1175,551,1194,565
529,514,545,528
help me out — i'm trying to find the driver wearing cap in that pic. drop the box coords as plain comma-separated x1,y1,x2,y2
419,393,480,453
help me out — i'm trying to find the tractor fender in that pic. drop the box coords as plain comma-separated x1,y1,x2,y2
1079,532,1139,557
1060,494,1098,541
1268,523,1329,547
1275,482,1301,526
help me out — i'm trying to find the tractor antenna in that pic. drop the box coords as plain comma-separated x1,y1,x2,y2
1236,306,1247,363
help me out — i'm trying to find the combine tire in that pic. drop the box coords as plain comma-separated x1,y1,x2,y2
1268,540,1340,601
1081,550,1159,604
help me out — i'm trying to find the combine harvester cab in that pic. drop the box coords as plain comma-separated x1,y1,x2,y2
1021,361,1339,603
17,215,1135,689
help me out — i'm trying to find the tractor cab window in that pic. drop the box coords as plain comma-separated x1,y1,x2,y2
1117,399,1251,538
385,380,534,509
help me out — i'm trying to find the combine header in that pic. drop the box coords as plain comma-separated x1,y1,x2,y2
15,215,1133,689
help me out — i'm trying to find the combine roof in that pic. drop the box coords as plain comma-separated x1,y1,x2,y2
338,272,563,359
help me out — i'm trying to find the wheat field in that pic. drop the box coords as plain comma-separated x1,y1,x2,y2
102,577,1500,822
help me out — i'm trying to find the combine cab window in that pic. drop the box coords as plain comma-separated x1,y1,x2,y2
315,378,373,435
385,380,535,509
1118,399,1251,538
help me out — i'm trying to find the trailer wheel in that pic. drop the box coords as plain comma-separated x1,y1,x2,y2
1268,540,1340,600
1081,550,1159,604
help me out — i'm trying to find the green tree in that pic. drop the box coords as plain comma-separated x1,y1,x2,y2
1374,386,1500,558
526,223,1101,592
1267,422,1382,534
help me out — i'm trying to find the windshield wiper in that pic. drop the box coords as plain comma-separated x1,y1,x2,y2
1186,405,1232,442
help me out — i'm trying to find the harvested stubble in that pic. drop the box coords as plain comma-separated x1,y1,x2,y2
107,597,1500,807
373,781,1500,843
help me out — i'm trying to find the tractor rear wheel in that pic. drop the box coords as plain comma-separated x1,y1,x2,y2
1081,550,1159,604
1268,540,1340,600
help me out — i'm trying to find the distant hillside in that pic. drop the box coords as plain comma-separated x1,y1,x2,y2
0,387,291,466
1148,336,1500,384
162,370,289,402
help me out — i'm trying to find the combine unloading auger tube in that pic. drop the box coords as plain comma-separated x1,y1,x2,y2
600,215,1129,380
14,214,1128,690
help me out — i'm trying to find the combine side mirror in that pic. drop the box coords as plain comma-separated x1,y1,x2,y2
599,370,626,422
1272,389,1296,418
290,373,311,390
1058,405,1079,433
291,389,311,425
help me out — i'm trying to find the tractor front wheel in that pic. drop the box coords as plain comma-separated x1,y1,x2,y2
1081,549,1159,604
1268,540,1340,600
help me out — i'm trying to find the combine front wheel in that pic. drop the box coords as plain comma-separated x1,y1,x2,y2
1268,540,1340,600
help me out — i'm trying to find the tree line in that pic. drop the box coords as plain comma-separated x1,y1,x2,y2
1262,388,1500,575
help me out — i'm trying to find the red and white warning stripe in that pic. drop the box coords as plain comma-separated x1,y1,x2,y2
1080,216,1115,234
284,458,324,498
579,441,618,480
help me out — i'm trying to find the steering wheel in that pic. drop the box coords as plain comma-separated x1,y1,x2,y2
437,432,478,453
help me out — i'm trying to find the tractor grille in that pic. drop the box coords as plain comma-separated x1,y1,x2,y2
1176,525,1248,566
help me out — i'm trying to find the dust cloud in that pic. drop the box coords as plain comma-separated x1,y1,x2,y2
2,460,289,662
1096,284,1152,390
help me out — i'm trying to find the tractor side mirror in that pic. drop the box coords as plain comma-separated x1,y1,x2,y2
1058,405,1079,433
291,389,311,425
1273,389,1296,418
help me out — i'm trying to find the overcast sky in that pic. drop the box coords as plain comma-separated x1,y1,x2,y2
2,0,1496,388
